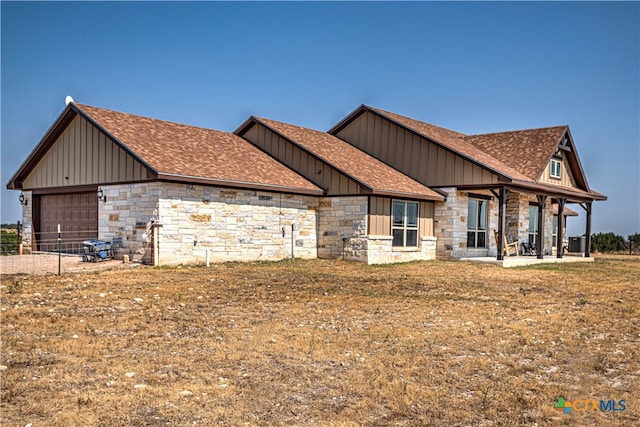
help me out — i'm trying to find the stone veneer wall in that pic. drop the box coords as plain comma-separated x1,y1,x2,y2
156,183,318,265
19,191,33,254
434,188,499,258
100,183,162,263
99,184,438,265
316,196,368,260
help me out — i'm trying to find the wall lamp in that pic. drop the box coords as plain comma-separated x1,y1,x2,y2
97,187,107,203
19,192,28,206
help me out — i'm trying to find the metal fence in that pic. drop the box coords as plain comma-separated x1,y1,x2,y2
0,227,118,276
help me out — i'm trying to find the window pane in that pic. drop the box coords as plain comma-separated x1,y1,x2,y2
478,200,487,230
553,216,558,234
407,202,418,227
477,231,486,248
557,162,561,177
467,231,476,248
529,206,538,233
393,202,405,227
468,200,477,230
392,229,404,247
406,230,417,247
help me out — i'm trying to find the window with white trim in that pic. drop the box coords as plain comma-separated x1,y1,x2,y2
550,158,562,179
467,198,487,248
392,200,418,247
528,205,539,245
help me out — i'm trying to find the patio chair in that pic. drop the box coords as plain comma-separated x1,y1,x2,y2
521,241,536,256
494,230,519,257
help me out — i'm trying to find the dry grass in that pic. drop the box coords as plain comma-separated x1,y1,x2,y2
1,256,638,426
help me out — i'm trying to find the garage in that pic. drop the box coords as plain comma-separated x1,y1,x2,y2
37,192,97,252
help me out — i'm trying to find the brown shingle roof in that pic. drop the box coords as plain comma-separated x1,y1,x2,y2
366,107,532,181
75,104,322,195
466,126,567,181
253,117,444,201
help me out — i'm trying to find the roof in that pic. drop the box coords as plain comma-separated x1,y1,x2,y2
552,203,579,217
355,106,532,181
330,105,605,202
12,103,323,195
466,126,568,181
245,117,444,201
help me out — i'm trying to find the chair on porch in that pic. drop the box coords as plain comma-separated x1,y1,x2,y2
521,241,536,256
494,230,519,257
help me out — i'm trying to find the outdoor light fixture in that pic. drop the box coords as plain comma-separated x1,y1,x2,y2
97,187,107,203
19,192,27,206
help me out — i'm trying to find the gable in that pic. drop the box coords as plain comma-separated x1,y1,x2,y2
334,110,500,187
538,153,578,189
241,121,362,195
22,114,150,190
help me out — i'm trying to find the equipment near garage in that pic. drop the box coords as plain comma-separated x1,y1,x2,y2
82,239,113,262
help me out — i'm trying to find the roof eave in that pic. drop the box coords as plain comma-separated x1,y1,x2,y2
369,189,445,202
157,173,325,196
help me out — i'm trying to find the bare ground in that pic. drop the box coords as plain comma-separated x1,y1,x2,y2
1,256,638,426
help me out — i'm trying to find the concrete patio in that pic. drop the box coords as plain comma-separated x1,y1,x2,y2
459,253,594,268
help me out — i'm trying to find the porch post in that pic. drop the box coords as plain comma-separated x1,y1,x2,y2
585,202,592,258
536,195,547,259
556,198,566,258
496,187,508,261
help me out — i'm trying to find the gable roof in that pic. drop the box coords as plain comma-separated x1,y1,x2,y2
239,117,444,201
466,126,567,181
8,103,323,195
332,105,532,182
330,105,605,201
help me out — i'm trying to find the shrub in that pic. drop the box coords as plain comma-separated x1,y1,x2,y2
590,232,626,253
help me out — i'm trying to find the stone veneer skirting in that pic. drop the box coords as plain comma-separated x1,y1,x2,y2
98,183,438,265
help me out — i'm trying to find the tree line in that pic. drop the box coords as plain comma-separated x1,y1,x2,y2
591,232,640,254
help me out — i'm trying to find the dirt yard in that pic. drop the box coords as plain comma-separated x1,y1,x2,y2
1,256,638,425
0,254,131,276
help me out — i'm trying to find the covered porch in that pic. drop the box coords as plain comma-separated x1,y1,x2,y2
461,182,606,262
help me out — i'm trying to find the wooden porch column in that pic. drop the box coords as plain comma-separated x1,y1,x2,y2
494,187,508,261
585,202,592,258
536,195,547,259
556,198,566,258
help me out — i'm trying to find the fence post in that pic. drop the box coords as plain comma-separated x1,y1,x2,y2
57,224,61,275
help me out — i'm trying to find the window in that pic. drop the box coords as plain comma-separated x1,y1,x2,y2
550,158,561,179
392,200,418,247
529,205,539,245
467,198,487,248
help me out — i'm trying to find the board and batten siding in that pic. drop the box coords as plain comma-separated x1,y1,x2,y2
336,111,498,187
369,196,435,237
538,155,578,188
242,123,361,195
23,115,149,189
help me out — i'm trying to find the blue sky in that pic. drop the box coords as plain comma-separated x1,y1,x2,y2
2,1,639,237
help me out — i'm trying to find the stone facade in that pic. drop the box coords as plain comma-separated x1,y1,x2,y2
99,183,161,264
19,191,33,254
434,188,499,258
156,184,318,265
434,187,557,258
97,187,438,265
316,196,368,260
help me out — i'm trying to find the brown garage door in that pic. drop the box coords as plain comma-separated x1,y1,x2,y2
38,193,97,252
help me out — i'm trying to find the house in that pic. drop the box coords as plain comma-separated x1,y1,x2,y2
329,105,606,259
7,100,605,265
